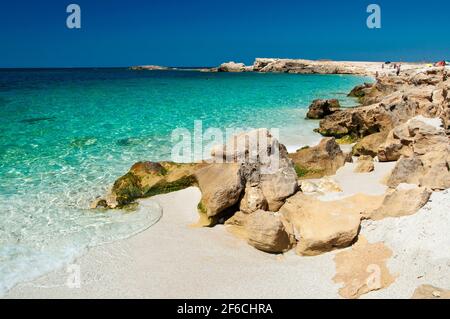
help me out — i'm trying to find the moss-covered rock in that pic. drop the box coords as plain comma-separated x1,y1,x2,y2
109,161,201,207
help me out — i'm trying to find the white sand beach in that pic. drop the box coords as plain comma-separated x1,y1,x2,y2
5,160,449,299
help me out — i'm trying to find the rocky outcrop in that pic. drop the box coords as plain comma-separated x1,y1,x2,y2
378,116,450,190
317,103,394,138
217,61,249,72
348,83,374,104
378,116,448,162
367,184,431,220
245,210,294,254
280,193,384,256
387,152,450,190
289,138,349,179
250,58,369,74
306,99,340,119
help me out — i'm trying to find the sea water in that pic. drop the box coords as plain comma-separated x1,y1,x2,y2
0,68,370,294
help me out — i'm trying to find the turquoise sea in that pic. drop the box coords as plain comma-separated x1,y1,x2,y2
0,68,370,294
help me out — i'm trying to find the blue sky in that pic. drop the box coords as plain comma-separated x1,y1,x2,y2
0,0,449,67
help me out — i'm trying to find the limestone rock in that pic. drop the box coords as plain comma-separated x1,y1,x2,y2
378,116,448,162
317,104,393,138
352,131,388,157
239,185,268,214
280,193,383,256
299,178,342,194
211,128,298,212
195,163,244,218
306,99,340,119
386,155,424,188
218,61,247,72
246,210,294,254
289,138,348,179
103,161,199,208
368,185,431,220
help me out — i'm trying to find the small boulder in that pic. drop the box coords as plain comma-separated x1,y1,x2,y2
289,137,348,179
387,155,424,188
239,185,268,214
195,163,244,219
352,131,388,157
368,185,431,220
246,210,294,254
354,156,375,173
280,193,380,256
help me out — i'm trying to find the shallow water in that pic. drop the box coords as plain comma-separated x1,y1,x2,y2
0,68,370,294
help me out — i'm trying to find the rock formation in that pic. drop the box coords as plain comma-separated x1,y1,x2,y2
289,138,349,179
306,99,340,119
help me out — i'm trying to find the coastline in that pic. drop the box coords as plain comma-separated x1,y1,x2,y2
5,170,449,299
4,58,450,299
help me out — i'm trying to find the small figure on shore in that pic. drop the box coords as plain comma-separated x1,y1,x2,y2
396,64,401,76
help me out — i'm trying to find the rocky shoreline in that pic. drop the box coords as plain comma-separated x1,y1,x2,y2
93,61,449,298
131,58,430,76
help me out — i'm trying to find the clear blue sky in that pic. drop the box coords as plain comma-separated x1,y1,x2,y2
1,0,449,67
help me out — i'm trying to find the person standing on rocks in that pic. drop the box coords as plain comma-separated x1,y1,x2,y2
396,64,401,76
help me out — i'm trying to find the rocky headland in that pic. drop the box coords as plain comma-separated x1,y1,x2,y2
89,61,449,298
